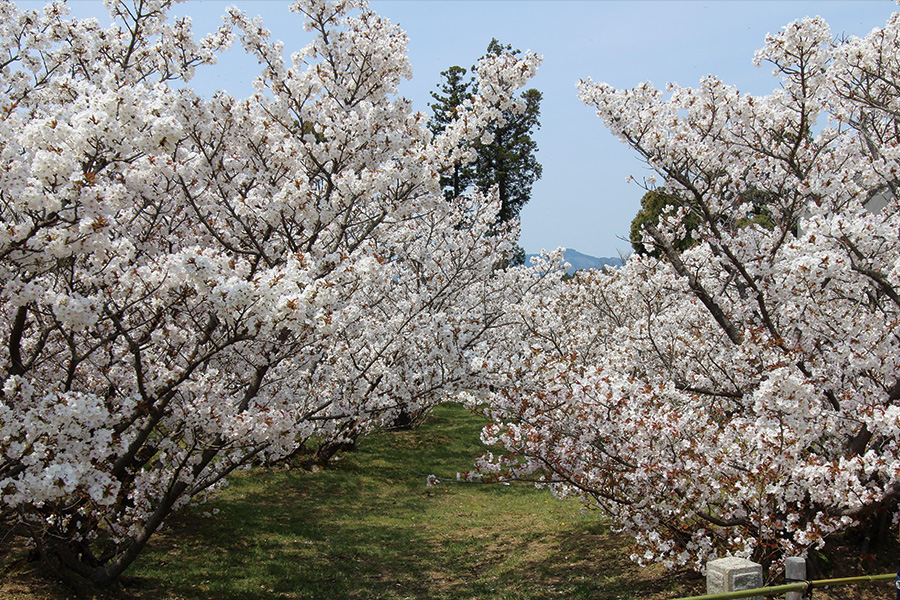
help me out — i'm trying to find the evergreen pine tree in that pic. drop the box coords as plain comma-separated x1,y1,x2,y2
428,39,542,234
428,65,476,201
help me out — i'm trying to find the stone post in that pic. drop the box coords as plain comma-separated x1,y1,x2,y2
784,557,807,600
707,557,763,600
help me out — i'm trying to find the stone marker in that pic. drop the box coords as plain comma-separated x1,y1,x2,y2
784,557,807,600
707,557,763,600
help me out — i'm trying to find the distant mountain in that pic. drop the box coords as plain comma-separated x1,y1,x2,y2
526,249,623,275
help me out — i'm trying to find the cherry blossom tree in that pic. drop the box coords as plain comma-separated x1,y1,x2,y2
0,0,541,584
476,12,900,572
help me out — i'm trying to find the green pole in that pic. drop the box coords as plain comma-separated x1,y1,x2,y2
809,573,896,588
671,582,806,600
671,573,896,600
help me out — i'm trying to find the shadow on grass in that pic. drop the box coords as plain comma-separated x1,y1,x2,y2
131,468,449,599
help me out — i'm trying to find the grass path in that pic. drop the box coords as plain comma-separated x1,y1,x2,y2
0,404,701,599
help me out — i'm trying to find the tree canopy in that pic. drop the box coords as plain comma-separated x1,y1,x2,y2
476,13,900,571
629,188,697,257
0,0,544,584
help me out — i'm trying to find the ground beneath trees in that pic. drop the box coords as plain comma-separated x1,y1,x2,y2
1,404,895,600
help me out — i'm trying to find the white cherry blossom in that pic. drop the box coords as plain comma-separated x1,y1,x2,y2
0,0,542,584
477,11,900,572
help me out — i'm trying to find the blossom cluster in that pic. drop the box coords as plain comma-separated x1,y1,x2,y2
477,12,900,571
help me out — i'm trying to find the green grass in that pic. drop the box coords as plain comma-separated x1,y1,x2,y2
2,403,703,600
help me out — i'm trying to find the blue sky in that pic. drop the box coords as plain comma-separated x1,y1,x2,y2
33,1,900,258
